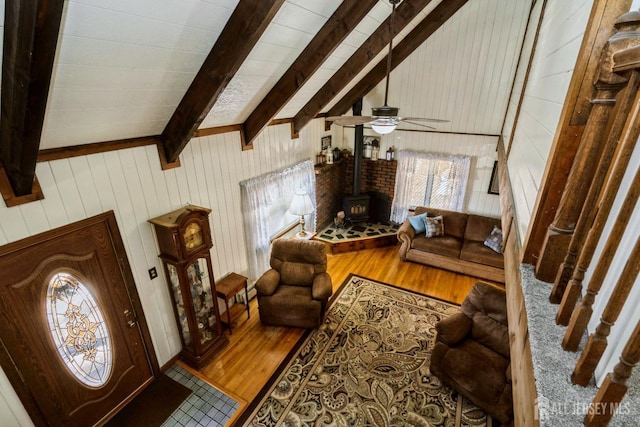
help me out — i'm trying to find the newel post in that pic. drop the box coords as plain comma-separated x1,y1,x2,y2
536,11,640,287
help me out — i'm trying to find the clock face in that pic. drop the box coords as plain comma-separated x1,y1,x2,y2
183,222,204,251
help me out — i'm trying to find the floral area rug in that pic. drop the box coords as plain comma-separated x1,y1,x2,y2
237,275,493,426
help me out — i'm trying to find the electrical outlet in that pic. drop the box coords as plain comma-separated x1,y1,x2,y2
148,267,158,280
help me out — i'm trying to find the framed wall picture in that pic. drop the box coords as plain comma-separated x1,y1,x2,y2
321,136,331,151
488,161,500,195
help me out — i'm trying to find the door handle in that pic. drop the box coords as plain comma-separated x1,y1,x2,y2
124,309,137,328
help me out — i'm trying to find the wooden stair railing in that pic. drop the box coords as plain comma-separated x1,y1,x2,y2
553,70,640,325
561,55,640,351
571,236,640,386
538,11,640,289
584,317,640,427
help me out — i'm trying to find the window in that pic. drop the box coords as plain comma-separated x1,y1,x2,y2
391,150,470,223
46,272,112,387
240,160,316,280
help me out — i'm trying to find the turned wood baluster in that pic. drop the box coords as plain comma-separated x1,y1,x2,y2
583,318,640,427
538,11,640,288
554,71,640,326
572,236,640,386
562,126,640,351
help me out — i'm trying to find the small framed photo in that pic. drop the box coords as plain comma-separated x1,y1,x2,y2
488,161,500,195
321,136,331,151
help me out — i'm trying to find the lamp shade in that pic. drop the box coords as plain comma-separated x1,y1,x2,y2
289,190,314,216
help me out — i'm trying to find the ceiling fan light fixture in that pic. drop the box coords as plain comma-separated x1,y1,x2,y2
371,123,397,135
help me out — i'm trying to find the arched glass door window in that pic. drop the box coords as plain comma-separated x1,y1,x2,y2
46,272,113,387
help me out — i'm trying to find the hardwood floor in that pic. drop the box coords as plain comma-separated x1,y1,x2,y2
200,244,500,416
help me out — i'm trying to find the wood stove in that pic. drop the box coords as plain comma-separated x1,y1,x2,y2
343,194,370,223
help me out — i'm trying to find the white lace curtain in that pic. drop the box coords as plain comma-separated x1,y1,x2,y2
391,149,470,223
240,160,316,280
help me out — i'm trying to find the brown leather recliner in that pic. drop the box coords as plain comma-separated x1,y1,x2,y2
255,238,333,329
430,282,513,424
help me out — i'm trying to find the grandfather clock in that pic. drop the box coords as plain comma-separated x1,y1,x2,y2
149,205,227,369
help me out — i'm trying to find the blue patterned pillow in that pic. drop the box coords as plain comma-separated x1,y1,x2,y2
484,226,503,253
408,213,427,234
424,215,444,238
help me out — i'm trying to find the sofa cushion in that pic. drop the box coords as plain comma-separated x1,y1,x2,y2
412,235,462,258
460,241,504,269
484,226,503,253
440,339,510,403
424,215,444,237
464,214,502,242
416,208,467,240
408,212,428,234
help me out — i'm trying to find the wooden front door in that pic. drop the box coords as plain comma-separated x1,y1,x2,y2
0,211,156,426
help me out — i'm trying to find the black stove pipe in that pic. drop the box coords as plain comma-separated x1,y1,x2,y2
353,98,363,196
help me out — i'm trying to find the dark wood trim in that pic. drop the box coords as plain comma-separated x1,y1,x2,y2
0,166,44,207
159,0,285,163
326,0,469,118
521,0,633,264
37,136,161,163
0,0,64,199
242,0,379,147
504,0,548,158
34,118,316,164
193,124,244,138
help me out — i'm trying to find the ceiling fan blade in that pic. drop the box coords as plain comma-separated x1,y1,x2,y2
399,117,450,123
326,116,374,126
400,120,436,130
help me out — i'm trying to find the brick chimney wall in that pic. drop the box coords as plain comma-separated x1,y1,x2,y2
345,158,397,198
314,160,347,229
315,157,397,228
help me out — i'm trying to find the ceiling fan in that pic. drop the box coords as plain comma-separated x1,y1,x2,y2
326,0,449,135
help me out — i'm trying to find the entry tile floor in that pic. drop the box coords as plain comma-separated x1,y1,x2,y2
314,221,399,243
162,364,240,427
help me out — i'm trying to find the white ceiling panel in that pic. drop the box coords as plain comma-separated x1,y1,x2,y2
0,0,533,151
40,0,238,148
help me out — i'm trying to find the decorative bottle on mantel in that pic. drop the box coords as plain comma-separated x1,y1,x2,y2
386,148,392,161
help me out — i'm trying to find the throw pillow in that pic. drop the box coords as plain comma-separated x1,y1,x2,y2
484,226,503,253
408,212,427,234
424,215,444,238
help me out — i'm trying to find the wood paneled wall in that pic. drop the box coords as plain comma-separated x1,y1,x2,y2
504,0,593,244
340,129,502,218
0,121,319,426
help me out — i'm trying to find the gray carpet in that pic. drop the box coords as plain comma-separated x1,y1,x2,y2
520,264,640,426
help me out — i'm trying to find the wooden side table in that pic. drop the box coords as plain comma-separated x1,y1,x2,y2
216,273,249,334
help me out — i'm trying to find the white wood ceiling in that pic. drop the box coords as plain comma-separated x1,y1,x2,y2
0,0,533,149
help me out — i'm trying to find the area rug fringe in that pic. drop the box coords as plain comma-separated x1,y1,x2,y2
237,274,492,426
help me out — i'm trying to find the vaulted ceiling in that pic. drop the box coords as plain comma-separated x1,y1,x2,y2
0,0,531,201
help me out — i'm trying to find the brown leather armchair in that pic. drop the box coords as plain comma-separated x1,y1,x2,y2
255,238,332,329
430,282,513,424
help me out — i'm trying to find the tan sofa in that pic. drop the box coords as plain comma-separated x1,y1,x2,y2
396,207,504,283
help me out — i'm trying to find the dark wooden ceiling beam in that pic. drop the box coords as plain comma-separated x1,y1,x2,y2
292,0,434,135
326,0,470,119
0,0,65,201
160,0,285,164
242,0,379,147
